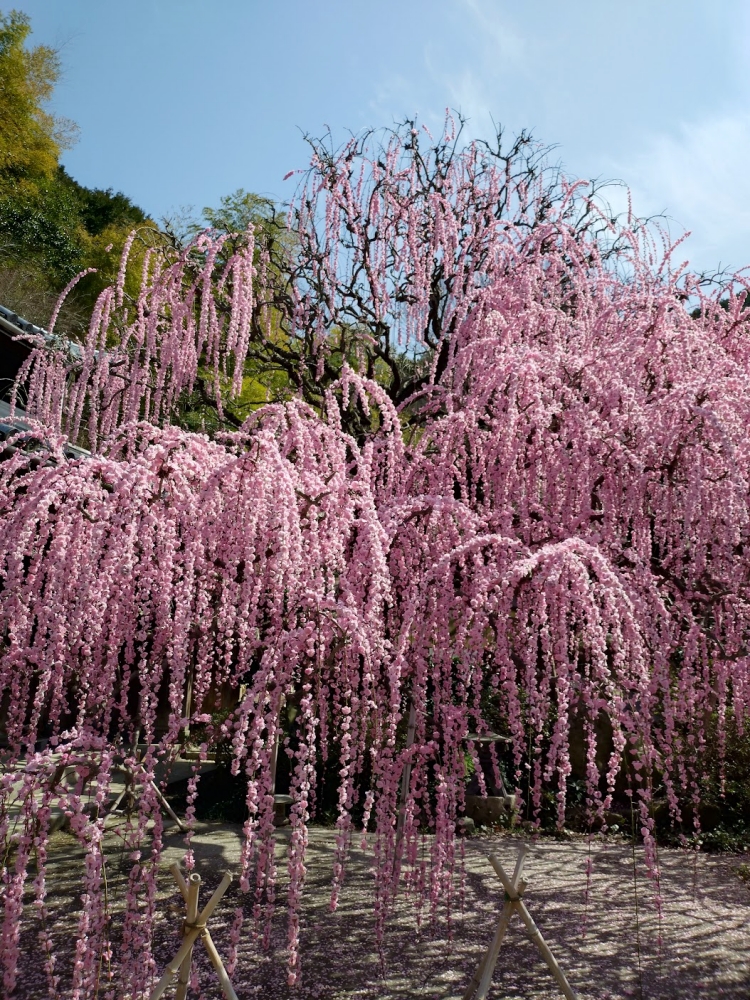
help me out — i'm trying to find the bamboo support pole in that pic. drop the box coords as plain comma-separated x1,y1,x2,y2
395,700,418,853
149,779,187,832
168,865,239,1000
171,863,189,899
201,927,240,1000
175,874,200,1000
149,925,206,1000
268,693,286,793
463,844,579,1000
510,842,530,887
488,854,518,897
462,900,513,1000
149,868,236,1000
268,727,280,795
514,896,578,1000
107,784,128,815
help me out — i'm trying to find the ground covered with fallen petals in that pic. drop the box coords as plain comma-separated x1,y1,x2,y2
13,825,750,999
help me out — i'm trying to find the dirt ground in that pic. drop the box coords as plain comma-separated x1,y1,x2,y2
12,822,750,999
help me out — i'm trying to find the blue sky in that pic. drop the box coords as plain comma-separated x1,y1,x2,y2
19,0,750,275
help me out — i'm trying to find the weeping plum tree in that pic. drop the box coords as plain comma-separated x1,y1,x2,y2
2,113,750,995
185,116,633,427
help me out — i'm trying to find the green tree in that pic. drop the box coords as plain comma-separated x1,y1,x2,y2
166,190,296,431
0,10,156,331
0,9,77,189
202,188,281,238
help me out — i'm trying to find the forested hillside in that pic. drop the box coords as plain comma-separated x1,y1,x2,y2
0,9,153,332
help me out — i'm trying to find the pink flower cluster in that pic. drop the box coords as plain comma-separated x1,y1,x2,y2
10,227,255,453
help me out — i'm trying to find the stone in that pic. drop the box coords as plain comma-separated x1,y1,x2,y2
464,795,510,826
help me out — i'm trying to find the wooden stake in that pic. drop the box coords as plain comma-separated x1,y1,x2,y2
175,873,200,1000
395,700,418,854
104,765,187,832
462,900,513,1000
150,867,237,1000
201,927,240,1000
149,778,187,832
463,844,579,1000
514,895,577,1000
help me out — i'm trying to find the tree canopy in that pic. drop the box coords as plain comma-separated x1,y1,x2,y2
157,119,646,439
3,112,750,993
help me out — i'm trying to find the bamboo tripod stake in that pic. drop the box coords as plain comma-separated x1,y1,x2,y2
149,864,238,1000
463,844,579,1000
105,767,187,832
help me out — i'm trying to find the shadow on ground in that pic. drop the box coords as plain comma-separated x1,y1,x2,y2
12,824,750,999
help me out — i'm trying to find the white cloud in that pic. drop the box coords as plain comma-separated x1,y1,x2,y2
459,0,529,70
610,114,750,273
368,0,535,139
437,0,535,130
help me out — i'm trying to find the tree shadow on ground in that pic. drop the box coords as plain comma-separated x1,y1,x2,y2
12,827,750,999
